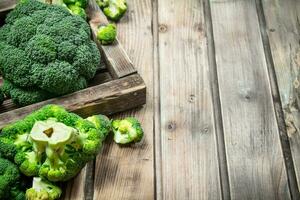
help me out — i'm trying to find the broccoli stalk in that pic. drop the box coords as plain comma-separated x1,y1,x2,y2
96,0,127,21
26,177,62,200
112,117,144,144
97,23,117,45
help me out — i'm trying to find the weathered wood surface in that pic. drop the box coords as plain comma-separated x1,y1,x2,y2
2,0,300,199
156,0,222,199
0,74,146,128
210,0,291,199
0,0,16,13
87,0,137,79
260,0,300,192
93,0,154,199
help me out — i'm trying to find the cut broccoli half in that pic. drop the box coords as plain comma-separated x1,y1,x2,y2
26,177,62,200
112,117,143,144
97,23,117,45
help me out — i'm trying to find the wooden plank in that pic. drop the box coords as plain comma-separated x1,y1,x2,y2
157,0,222,199
93,0,155,199
260,0,300,193
0,74,146,129
210,0,291,199
0,0,16,13
0,72,113,114
87,0,137,79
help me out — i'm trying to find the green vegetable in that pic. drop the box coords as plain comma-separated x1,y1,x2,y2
96,0,127,21
26,177,61,200
68,4,87,19
0,0,100,106
112,117,143,144
0,157,26,200
0,89,4,105
0,105,110,182
63,0,88,8
97,24,117,45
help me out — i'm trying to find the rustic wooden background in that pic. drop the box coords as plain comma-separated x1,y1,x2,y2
3,0,298,199
63,0,300,199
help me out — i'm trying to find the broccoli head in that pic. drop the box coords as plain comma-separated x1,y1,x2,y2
96,0,127,21
112,117,144,144
0,0,100,106
0,105,110,182
0,157,26,200
26,177,62,200
97,23,117,45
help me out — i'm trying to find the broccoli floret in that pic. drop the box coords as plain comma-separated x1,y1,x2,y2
97,24,117,45
26,177,62,200
67,4,87,19
112,117,144,144
63,0,88,8
0,105,110,182
0,0,100,106
96,0,127,21
0,90,4,105
0,157,26,200
87,115,111,140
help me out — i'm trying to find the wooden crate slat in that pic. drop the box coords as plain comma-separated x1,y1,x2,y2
0,74,146,128
87,0,137,79
0,0,16,13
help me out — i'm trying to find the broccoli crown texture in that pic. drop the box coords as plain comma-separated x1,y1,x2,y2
96,0,127,21
0,0,100,106
0,157,26,200
26,177,62,200
112,117,144,144
97,23,117,45
0,105,109,182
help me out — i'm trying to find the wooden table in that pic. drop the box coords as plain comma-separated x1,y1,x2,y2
62,0,300,199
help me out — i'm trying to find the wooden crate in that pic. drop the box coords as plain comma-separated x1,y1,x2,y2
0,0,146,128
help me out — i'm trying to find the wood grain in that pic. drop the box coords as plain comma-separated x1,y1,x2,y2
0,0,16,13
93,0,154,199
260,0,300,192
210,0,290,199
0,74,146,129
156,0,222,199
87,0,137,79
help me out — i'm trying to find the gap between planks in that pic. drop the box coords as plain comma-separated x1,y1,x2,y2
255,0,300,198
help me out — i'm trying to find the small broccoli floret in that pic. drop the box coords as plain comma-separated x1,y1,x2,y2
67,4,87,19
112,117,144,144
97,24,117,45
0,90,4,105
97,0,127,21
26,177,62,200
87,115,111,140
0,157,26,200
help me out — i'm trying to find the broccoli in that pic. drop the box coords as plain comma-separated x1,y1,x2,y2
0,0,100,106
26,177,62,200
0,89,4,105
0,105,110,182
112,117,144,144
0,157,26,200
63,0,88,8
67,4,87,19
97,23,117,45
96,0,127,21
